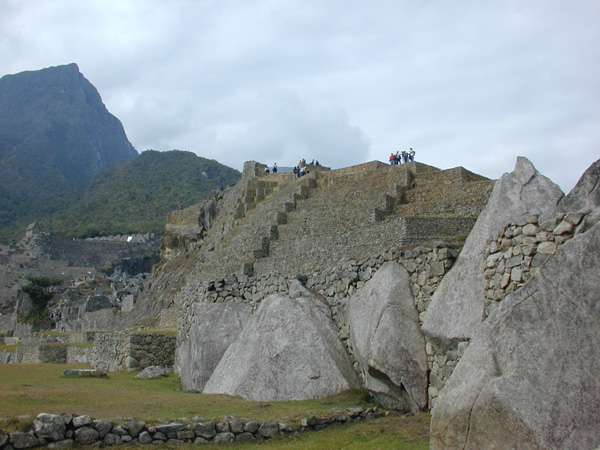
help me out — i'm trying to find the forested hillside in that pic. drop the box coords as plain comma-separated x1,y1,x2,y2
40,150,241,238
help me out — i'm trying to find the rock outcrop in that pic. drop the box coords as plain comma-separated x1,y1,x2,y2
422,157,564,349
430,218,600,450
557,157,600,232
347,261,427,412
178,302,252,391
203,283,360,400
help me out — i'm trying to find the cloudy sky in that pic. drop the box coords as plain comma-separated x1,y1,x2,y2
1,1,598,192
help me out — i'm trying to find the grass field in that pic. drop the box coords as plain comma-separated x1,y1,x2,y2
0,364,430,449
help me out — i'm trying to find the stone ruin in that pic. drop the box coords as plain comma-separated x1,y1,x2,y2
2,156,600,449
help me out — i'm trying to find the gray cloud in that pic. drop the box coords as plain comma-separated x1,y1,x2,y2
1,0,598,192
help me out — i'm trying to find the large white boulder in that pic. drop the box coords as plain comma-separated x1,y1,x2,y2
203,283,360,401
347,261,427,412
430,220,600,450
422,157,564,349
179,302,252,392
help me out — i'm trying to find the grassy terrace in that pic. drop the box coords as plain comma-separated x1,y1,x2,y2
0,364,430,449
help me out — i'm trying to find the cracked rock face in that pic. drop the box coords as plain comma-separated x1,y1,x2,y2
179,302,252,392
430,220,600,450
347,261,428,412
202,283,360,401
557,157,600,233
422,157,564,350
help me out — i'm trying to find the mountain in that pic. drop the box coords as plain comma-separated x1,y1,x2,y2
0,63,138,234
41,150,241,238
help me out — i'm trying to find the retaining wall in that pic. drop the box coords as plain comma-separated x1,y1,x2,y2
89,332,176,372
176,240,460,395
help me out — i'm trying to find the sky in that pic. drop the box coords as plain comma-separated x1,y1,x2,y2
1,0,598,193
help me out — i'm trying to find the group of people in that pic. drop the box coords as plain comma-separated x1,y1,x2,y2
389,148,415,165
264,162,278,174
293,158,320,178
263,159,321,178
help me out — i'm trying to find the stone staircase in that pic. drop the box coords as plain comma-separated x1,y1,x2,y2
192,161,494,280
193,171,322,279
252,162,494,277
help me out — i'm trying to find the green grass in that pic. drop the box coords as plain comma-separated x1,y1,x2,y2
0,364,376,422
0,364,430,449
0,344,21,352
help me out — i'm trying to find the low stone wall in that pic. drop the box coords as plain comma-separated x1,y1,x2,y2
9,345,90,364
0,408,382,448
16,345,66,364
90,332,175,372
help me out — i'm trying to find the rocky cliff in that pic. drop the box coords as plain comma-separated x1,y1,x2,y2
0,63,137,235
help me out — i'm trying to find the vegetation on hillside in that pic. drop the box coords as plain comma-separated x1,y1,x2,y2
39,150,240,238
19,276,62,323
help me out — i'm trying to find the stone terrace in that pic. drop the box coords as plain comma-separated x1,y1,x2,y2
191,161,494,281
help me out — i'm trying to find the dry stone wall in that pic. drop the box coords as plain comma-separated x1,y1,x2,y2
90,332,175,372
0,408,382,449
426,209,585,407
1,345,89,364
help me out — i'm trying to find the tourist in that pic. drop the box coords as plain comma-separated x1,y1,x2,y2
409,148,415,161
265,166,270,174
272,163,278,174
375,161,380,169
389,153,396,165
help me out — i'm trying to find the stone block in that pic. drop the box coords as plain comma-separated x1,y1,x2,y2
243,421,259,433
522,224,538,235
230,420,244,434
213,432,234,443
235,432,256,442
10,433,38,449
72,415,92,428
537,241,557,254
553,220,574,235
194,422,216,439
258,421,280,438
74,427,99,445
33,414,66,442
138,431,153,444
510,267,523,283
176,430,195,440
505,255,523,268
92,420,112,438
